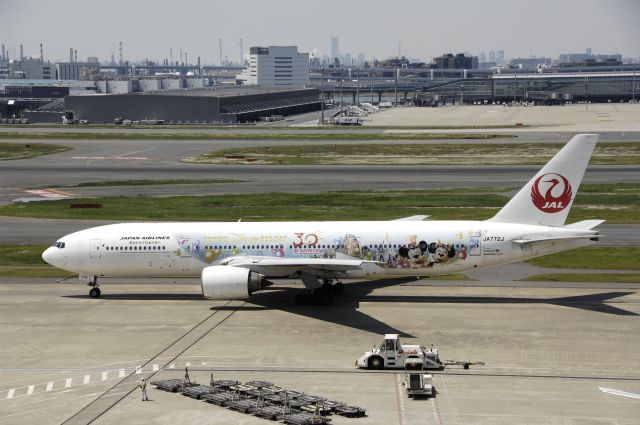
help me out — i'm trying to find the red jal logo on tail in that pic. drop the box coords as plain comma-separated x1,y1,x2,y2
531,173,573,213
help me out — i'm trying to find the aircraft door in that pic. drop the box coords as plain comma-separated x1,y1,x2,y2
179,238,191,257
90,239,102,258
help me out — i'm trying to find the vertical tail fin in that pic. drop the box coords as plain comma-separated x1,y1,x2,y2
489,134,598,227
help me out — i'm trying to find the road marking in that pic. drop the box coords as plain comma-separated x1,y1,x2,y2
101,371,108,381
135,366,142,374
432,396,443,424
65,378,72,388
201,362,207,365
118,369,125,378
6,389,15,399
27,385,34,395
23,189,72,199
152,364,158,371
185,362,191,367
46,382,54,392
83,375,90,384
393,373,406,425
599,387,640,400
169,363,175,369
71,156,149,161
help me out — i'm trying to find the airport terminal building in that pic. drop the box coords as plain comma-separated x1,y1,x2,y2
64,86,321,123
415,71,639,105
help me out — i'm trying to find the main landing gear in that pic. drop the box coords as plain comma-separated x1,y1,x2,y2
294,279,345,306
87,276,101,298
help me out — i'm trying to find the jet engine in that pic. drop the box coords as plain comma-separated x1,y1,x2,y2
201,266,266,300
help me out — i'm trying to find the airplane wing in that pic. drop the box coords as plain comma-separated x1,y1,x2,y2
219,256,371,273
392,215,430,221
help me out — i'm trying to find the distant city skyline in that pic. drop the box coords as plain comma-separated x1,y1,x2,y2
3,0,639,64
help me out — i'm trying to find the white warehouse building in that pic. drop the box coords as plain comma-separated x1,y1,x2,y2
238,46,309,87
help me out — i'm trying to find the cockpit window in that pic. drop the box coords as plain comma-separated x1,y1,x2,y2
54,242,66,249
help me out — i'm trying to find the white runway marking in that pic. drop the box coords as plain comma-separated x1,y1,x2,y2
23,189,72,199
152,364,158,371
118,369,125,378
6,389,15,399
26,385,34,395
599,387,640,400
71,156,149,161
101,371,108,381
169,363,175,369
45,382,53,392
65,378,72,388
83,375,90,384
135,366,142,374
185,362,191,367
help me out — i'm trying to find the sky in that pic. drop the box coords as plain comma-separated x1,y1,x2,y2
2,0,639,64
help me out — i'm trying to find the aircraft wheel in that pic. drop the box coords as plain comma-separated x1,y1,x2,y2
332,282,345,295
89,287,101,298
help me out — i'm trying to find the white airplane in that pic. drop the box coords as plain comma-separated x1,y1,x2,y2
43,134,602,305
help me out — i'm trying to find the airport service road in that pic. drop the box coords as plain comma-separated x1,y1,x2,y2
0,279,638,425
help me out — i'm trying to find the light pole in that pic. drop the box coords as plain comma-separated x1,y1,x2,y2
394,67,398,105
370,68,374,104
355,67,359,106
633,66,636,103
320,68,324,125
513,69,517,104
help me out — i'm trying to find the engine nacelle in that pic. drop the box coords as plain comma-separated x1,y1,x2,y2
201,266,265,300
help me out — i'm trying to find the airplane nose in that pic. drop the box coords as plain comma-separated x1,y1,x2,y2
42,247,54,265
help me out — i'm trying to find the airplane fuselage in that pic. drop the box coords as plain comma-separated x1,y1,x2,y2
44,220,594,280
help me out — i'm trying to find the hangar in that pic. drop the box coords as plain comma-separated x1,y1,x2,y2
64,86,321,124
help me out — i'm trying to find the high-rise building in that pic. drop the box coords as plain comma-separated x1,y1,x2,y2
496,50,505,64
433,53,478,69
331,36,340,62
344,53,352,66
357,53,365,66
488,50,496,62
238,46,309,87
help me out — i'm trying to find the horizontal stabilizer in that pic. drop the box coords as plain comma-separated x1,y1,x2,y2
513,234,600,245
564,219,605,230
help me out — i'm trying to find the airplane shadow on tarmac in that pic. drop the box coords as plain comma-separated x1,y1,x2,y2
213,279,639,336
64,278,637,336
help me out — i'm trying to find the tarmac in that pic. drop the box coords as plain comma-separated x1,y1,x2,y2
0,107,638,424
365,103,640,132
0,278,638,425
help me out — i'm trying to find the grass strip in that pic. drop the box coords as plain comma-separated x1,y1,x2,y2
0,266,75,278
0,131,513,141
526,247,640,270
0,244,49,265
522,273,640,283
186,142,640,165
0,142,71,160
0,184,638,223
